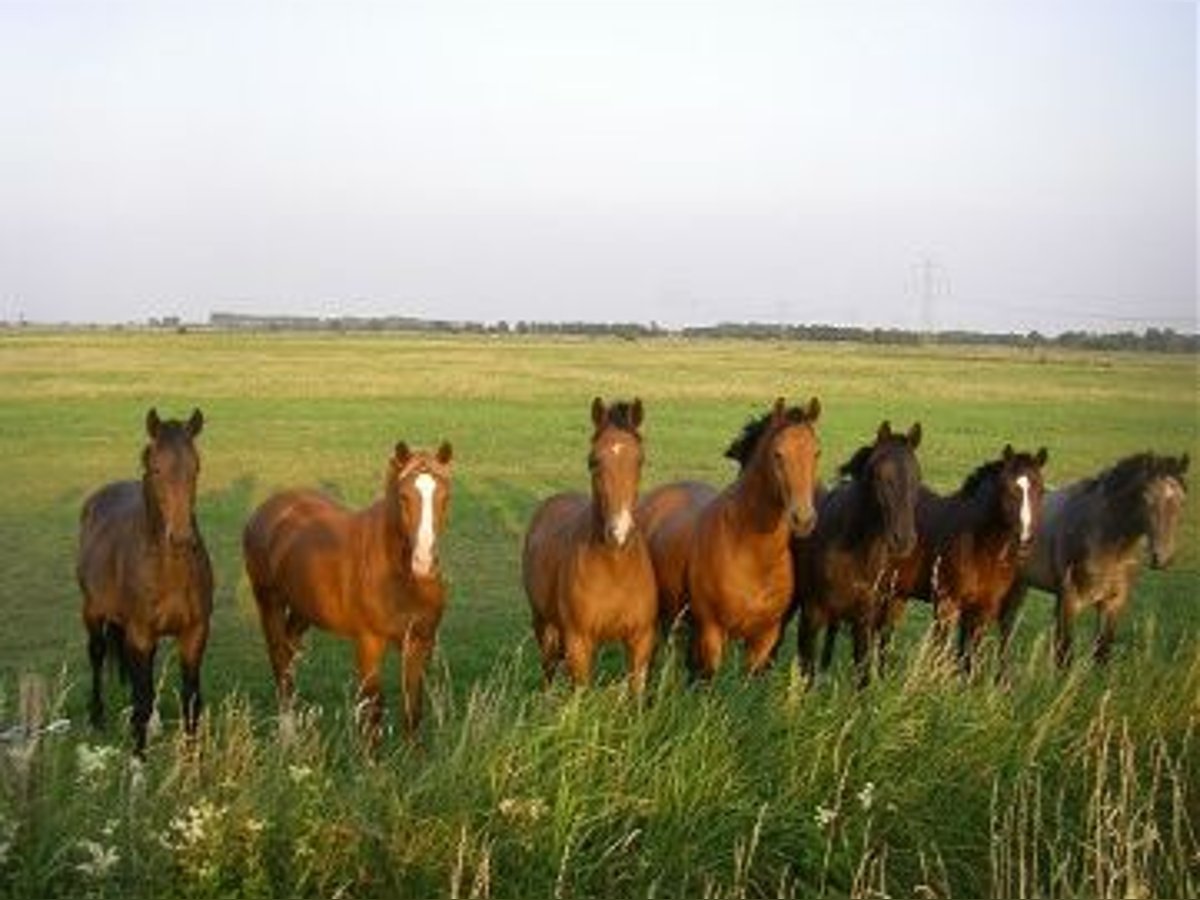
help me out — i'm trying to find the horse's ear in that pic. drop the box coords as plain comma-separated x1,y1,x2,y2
772,397,786,424
631,398,644,430
591,397,607,429
436,441,453,465
805,396,821,422
1035,446,1049,468
394,441,412,467
186,408,204,438
877,420,893,442
1002,443,1014,462
907,422,922,449
146,407,161,438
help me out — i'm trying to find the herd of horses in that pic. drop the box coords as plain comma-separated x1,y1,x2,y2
76,401,1189,753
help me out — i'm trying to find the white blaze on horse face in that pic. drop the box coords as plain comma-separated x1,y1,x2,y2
611,508,634,547
412,473,438,577
1016,475,1033,542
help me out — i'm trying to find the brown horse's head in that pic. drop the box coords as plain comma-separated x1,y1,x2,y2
726,396,822,537
842,421,923,555
589,397,645,548
998,444,1049,551
1145,453,1189,569
142,407,204,550
388,440,454,578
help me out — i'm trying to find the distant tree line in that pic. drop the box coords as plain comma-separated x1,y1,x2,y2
204,312,1197,353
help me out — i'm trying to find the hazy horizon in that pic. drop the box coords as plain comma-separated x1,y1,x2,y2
1,1,1195,334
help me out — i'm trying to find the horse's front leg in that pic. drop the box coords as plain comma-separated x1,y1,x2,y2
1093,582,1128,665
744,621,783,675
850,614,874,689
178,622,209,738
127,638,158,757
354,633,388,749
624,626,656,696
86,622,109,729
400,630,435,738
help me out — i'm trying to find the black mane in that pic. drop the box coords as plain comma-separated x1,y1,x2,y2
724,405,815,466
837,443,876,481
1090,452,1188,500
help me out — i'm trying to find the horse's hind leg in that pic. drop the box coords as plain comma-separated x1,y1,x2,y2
819,621,839,672
534,618,563,688
255,590,302,712
86,621,107,729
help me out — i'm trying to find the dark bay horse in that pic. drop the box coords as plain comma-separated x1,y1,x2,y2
888,445,1048,674
793,421,922,687
522,398,657,691
77,408,212,755
641,397,822,679
243,440,453,741
1006,451,1189,665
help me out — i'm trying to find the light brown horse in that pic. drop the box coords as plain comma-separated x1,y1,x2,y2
1006,451,1189,665
77,408,213,755
641,397,822,679
522,398,657,691
243,440,453,741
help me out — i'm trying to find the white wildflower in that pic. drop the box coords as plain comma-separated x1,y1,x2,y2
287,763,313,784
498,797,548,823
75,839,120,878
857,781,876,811
75,743,120,784
814,804,837,829
165,798,226,852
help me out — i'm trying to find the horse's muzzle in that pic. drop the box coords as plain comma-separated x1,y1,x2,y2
789,507,817,538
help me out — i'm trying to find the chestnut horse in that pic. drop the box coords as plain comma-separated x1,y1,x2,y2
522,398,657,691
793,421,922,687
77,408,213,755
243,440,453,740
640,397,822,679
886,445,1048,675
1005,451,1189,665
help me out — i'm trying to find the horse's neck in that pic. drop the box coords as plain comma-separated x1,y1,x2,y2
1094,487,1148,551
950,483,1011,546
728,457,785,536
375,497,416,576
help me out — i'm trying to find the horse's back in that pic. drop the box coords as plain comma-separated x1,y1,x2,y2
243,489,355,591
637,481,716,621
77,481,142,599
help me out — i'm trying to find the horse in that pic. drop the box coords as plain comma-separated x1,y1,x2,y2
886,445,1048,676
77,408,213,755
522,398,657,692
640,397,822,679
243,440,453,742
793,420,922,687
1004,451,1189,666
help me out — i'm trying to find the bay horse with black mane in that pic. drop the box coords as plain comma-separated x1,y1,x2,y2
793,420,922,687
523,398,657,691
243,439,453,742
77,408,212,755
639,397,822,679
1005,451,1189,665
886,444,1048,675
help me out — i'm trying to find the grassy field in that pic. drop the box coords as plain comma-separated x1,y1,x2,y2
0,330,1196,898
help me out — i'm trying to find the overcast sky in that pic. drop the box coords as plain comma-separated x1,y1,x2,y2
1,1,1195,333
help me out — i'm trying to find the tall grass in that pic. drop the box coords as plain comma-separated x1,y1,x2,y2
1,633,1195,898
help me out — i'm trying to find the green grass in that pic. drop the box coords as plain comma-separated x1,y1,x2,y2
0,330,1196,898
